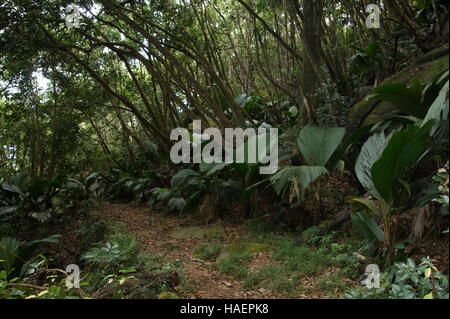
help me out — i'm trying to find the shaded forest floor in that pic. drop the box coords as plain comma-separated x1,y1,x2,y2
98,203,361,299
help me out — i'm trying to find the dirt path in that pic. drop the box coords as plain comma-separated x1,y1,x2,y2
99,203,289,299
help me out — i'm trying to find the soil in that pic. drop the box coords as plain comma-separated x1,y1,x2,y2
98,203,326,299
97,203,448,299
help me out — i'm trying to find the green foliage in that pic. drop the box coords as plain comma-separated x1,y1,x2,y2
0,235,60,278
167,197,187,212
0,171,100,224
243,264,294,294
0,206,16,217
369,71,448,119
157,291,180,299
329,124,376,170
422,77,449,142
112,170,165,204
235,93,291,125
330,241,367,278
132,140,160,164
297,125,346,167
272,239,334,275
346,258,449,299
78,232,185,298
432,163,449,215
193,244,223,261
81,233,139,273
422,74,449,124
0,269,81,299
82,242,122,266
0,237,21,274
317,273,347,294
369,81,428,118
270,166,328,199
217,250,252,279
416,162,449,216
355,132,391,199
351,69,448,265
0,0,448,300
350,211,385,242
284,247,334,275
349,41,386,79
267,125,348,203
60,173,103,200
352,123,434,264
372,122,434,203
0,172,59,222
163,166,243,216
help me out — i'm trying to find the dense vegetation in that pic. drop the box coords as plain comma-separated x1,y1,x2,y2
0,0,448,299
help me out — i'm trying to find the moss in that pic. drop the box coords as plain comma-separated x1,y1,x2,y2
363,101,400,124
215,243,272,264
157,291,180,299
408,54,449,83
170,226,222,239
350,54,449,125
350,98,380,125
204,230,224,240
193,244,223,261
223,243,273,254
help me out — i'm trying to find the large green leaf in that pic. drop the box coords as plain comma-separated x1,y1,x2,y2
369,72,448,120
329,124,375,170
421,71,449,115
0,206,17,216
11,172,29,193
22,235,62,247
422,80,449,126
297,125,345,167
371,122,434,203
170,169,199,188
27,178,50,200
346,196,380,215
85,172,100,188
341,124,375,154
168,197,187,212
1,183,25,196
351,212,385,242
235,130,278,164
0,235,61,277
199,162,230,176
270,166,328,199
355,132,391,198
368,81,426,118
0,237,21,273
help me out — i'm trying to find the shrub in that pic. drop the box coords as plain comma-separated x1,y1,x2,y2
345,258,449,299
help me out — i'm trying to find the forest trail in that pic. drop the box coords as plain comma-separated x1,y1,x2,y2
98,203,320,299
99,204,273,298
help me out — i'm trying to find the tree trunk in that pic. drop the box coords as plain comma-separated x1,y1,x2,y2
300,0,323,125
